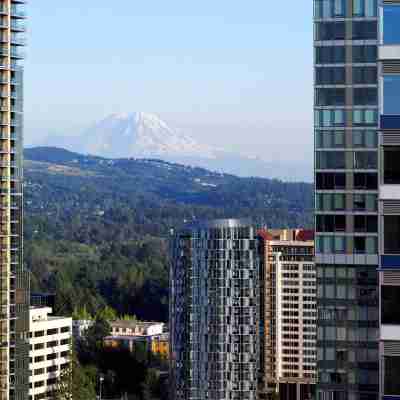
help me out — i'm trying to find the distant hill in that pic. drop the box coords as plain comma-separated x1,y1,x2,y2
23,146,313,237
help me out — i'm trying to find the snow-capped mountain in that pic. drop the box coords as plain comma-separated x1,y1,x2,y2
37,112,311,181
77,112,218,159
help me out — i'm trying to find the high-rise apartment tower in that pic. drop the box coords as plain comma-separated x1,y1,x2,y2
314,1,380,400
258,229,316,400
170,220,259,400
377,1,400,399
0,1,29,400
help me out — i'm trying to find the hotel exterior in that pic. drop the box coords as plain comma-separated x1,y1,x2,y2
0,1,28,400
314,1,380,399
170,219,260,400
258,229,316,400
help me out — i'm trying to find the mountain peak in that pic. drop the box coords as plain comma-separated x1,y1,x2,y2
77,112,216,160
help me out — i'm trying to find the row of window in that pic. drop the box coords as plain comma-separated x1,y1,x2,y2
318,326,378,342
316,45,376,64
30,326,70,338
316,150,377,170
317,264,377,281
31,351,70,364
315,21,377,41
316,172,377,190
31,338,70,351
316,235,377,254
315,109,377,128
314,0,377,19
316,88,377,106
316,129,377,149
316,193,377,212
316,66,377,85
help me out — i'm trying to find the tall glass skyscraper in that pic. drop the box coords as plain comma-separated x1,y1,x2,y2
0,1,29,400
314,1,380,400
170,220,259,400
378,2,400,399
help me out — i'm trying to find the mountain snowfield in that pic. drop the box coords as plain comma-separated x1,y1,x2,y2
38,112,311,181
81,112,218,159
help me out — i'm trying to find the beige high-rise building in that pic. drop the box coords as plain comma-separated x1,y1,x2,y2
0,2,29,400
258,229,316,400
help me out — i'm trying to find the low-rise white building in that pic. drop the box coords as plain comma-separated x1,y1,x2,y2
29,307,72,400
110,320,164,337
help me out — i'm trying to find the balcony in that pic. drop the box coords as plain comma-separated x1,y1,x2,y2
10,6,26,19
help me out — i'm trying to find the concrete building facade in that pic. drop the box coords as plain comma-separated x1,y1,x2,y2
258,229,316,400
28,307,71,400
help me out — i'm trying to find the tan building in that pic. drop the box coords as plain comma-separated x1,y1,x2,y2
259,229,316,400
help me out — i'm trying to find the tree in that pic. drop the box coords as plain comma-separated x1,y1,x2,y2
96,305,117,321
53,352,96,400
72,305,93,320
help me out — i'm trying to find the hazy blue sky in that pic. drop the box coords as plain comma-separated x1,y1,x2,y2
25,1,313,163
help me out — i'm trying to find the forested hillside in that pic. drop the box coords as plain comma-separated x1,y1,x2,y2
23,147,313,319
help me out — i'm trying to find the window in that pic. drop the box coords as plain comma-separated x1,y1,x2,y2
47,365,58,373
382,286,400,325
316,236,346,254
316,215,346,232
353,0,377,17
34,368,44,376
383,5,400,45
354,215,378,233
384,216,400,254
353,151,377,169
353,88,377,106
316,88,346,106
47,328,58,335
385,356,400,395
384,147,400,184
315,0,346,19
34,343,44,350
34,331,44,338
47,340,58,348
316,151,346,169
384,76,400,115
355,236,377,254
353,109,377,126
316,193,345,211
34,356,44,363
316,67,346,85
352,130,377,148
353,67,377,85
354,173,377,189
353,194,377,211
47,353,57,361
352,21,377,40
316,172,346,189
315,109,346,127
61,326,70,333
315,22,346,41
352,45,377,63
316,130,345,148
316,46,345,64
